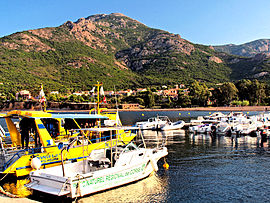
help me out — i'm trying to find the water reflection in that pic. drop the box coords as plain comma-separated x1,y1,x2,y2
2,179,32,197
77,173,168,203
139,129,185,147
188,133,269,150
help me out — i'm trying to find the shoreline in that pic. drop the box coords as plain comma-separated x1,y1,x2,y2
117,106,270,112
0,106,269,113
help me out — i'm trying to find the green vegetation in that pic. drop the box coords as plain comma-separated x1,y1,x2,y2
1,13,270,101
118,79,270,108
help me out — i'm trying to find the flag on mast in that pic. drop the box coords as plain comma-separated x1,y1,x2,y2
100,86,107,103
39,84,46,104
90,87,95,93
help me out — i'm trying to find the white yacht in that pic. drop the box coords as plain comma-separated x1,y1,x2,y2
26,127,168,199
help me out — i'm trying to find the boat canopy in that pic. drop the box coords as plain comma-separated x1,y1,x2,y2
50,114,108,119
4,110,108,119
74,126,140,132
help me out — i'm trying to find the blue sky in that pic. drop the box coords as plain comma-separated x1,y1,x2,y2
1,0,270,45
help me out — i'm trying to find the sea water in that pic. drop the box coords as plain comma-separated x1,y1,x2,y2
2,111,270,202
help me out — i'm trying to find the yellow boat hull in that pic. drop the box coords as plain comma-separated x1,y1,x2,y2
3,133,136,177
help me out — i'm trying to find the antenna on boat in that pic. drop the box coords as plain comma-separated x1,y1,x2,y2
95,81,107,114
95,81,102,113
114,85,119,126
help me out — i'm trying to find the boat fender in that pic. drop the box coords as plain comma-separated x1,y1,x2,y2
163,158,169,170
31,157,42,170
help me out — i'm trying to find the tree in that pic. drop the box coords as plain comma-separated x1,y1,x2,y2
250,80,266,105
177,90,191,107
236,79,252,101
189,80,210,106
212,82,238,106
144,88,155,108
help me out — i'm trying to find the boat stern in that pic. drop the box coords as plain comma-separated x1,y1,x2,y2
26,170,71,197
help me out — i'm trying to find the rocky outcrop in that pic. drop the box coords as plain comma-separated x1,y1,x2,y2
253,71,269,78
116,32,194,71
62,13,146,52
64,19,109,50
214,39,270,57
1,33,54,52
209,56,223,63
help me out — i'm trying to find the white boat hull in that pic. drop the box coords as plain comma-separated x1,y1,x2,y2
26,147,168,198
136,116,170,130
161,121,185,131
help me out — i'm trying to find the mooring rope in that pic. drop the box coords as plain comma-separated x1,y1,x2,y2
0,185,19,198
0,161,19,198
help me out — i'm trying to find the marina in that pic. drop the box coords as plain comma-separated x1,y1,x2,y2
0,110,270,202
1,1,270,202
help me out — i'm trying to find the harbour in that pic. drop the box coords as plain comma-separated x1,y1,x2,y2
1,1,270,202
0,110,270,202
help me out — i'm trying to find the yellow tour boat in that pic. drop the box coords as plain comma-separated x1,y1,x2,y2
0,82,136,177
0,109,136,177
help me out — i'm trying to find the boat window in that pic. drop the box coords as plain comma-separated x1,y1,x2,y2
19,118,40,150
123,142,139,152
89,130,117,143
41,118,59,138
72,118,106,128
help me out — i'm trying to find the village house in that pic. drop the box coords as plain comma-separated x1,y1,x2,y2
179,84,185,89
136,88,147,93
104,91,115,96
120,103,140,109
50,91,59,94
72,91,90,96
162,88,178,99
154,90,164,96
16,90,31,100
116,89,134,97
161,85,167,89
73,92,83,96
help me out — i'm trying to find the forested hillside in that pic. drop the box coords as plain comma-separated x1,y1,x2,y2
0,13,270,96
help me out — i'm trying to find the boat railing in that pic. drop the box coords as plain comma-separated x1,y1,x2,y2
1,149,25,170
0,128,135,172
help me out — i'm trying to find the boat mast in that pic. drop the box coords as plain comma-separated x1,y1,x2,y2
95,81,102,114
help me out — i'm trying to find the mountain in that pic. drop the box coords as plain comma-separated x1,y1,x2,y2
213,39,270,57
0,13,270,94
213,39,270,82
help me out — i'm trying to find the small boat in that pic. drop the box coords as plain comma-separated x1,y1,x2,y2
26,127,168,199
161,120,185,131
203,112,227,121
136,116,170,130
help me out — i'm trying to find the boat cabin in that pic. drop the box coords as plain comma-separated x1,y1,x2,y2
0,110,136,177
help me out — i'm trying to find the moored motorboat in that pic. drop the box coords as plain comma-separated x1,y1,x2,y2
136,116,170,130
161,120,185,131
26,127,168,199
